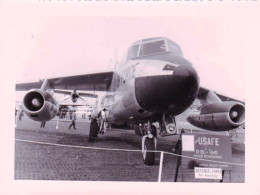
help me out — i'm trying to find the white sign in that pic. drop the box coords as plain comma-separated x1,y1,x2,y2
194,167,222,180
182,135,194,151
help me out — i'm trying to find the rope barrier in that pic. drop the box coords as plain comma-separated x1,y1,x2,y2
15,139,245,166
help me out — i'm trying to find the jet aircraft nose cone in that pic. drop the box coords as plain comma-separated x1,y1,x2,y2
171,64,199,97
135,64,199,115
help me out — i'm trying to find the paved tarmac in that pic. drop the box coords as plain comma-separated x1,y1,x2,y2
15,117,245,182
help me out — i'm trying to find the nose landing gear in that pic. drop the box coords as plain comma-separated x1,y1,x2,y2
142,137,156,165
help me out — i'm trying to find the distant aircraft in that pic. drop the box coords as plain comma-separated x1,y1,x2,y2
55,89,98,103
16,37,245,165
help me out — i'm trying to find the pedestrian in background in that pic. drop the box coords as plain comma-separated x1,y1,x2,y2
40,121,46,128
69,111,77,130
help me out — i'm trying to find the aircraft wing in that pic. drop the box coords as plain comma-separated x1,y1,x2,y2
16,71,114,91
78,92,98,98
59,103,92,106
197,87,245,104
54,89,72,95
16,81,42,91
215,93,245,104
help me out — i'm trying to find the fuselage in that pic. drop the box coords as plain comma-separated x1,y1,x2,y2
98,37,200,124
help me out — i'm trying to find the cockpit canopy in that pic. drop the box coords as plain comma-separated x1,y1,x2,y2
121,37,183,65
128,39,166,59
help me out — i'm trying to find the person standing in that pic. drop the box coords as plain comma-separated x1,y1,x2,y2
40,121,46,128
18,110,23,121
69,111,77,130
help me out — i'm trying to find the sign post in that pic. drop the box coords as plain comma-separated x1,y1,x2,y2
181,132,232,182
174,130,185,182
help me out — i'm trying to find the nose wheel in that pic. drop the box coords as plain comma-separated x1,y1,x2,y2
143,137,156,166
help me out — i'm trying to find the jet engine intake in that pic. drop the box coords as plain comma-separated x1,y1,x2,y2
187,101,245,131
22,89,59,121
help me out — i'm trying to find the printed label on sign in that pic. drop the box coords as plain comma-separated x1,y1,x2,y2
182,133,232,171
182,135,195,152
194,167,222,180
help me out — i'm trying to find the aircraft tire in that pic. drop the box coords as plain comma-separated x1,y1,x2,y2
89,119,99,142
143,138,155,166
134,125,142,136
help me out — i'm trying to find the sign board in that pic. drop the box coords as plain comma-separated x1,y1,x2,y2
194,167,222,180
182,132,232,171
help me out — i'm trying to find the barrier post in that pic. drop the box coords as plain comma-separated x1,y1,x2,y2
56,117,59,130
174,142,181,182
158,151,164,182
220,170,225,182
174,130,184,182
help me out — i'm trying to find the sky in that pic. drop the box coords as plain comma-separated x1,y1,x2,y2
6,2,250,101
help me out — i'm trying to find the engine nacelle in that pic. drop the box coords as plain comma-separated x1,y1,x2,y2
22,89,59,121
187,101,245,131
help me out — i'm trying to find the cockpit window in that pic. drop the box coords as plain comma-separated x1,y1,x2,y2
139,40,166,56
127,44,139,59
167,40,183,56
127,39,167,60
